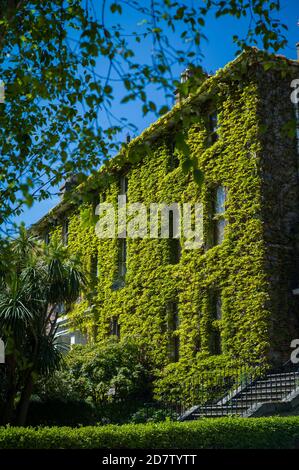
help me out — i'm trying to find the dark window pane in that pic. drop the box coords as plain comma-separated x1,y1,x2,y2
168,210,181,264
44,232,50,245
211,186,227,246
216,296,222,320
169,238,181,265
120,176,128,195
110,317,120,338
209,112,219,142
91,253,98,278
215,186,226,214
211,330,222,355
168,140,180,171
119,238,127,277
214,218,227,245
62,219,69,245
210,292,222,355
167,302,180,362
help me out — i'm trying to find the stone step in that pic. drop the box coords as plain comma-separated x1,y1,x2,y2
236,390,292,399
254,377,299,384
179,370,299,421
193,412,242,418
192,406,248,418
260,373,299,381
254,381,296,389
196,404,248,412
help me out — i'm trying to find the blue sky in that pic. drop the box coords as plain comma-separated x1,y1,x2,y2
15,0,299,228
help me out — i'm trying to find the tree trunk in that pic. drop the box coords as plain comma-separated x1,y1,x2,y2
1,353,17,425
15,372,34,426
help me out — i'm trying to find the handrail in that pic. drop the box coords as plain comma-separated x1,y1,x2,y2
175,360,299,420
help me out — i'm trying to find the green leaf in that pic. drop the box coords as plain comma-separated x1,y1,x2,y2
110,3,122,14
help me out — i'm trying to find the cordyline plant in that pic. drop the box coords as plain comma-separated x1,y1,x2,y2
0,225,85,425
0,0,287,233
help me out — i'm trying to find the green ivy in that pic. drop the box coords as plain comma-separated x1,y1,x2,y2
37,49,299,403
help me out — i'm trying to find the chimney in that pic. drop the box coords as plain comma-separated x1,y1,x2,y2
175,67,193,104
59,174,78,199
180,67,193,83
297,42,299,62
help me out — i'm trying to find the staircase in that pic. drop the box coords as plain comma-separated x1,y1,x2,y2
179,365,299,421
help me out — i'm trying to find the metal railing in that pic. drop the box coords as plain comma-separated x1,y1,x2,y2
157,361,299,420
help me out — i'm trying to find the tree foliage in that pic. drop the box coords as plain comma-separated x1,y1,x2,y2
0,226,85,425
35,339,151,405
0,0,287,231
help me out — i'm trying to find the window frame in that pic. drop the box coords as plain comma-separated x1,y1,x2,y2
212,185,227,246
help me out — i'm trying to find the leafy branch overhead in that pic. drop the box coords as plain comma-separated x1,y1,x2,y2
0,0,287,231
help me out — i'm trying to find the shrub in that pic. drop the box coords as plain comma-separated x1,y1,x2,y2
129,405,177,424
1,417,299,449
35,338,152,406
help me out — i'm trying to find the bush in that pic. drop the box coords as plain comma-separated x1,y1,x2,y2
129,405,177,424
1,417,299,448
35,338,152,406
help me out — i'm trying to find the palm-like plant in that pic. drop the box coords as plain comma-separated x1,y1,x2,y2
0,228,85,425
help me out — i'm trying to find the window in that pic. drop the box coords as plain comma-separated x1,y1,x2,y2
110,316,120,338
69,332,87,347
93,192,107,226
70,334,76,346
216,296,222,320
194,312,201,353
120,175,128,195
44,232,50,245
112,239,127,290
213,186,227,245
210,292,222,355
209,111,219,143
169,239,181,265
62,219,69,245
168,210,181,264
119,238,127,278
167,139,180,172
55,303,65,316
167,302,180,362
91,253,98,278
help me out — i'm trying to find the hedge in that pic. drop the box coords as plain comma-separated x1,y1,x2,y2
1,417,299,449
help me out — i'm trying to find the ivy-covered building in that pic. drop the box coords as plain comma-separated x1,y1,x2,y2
32,48,299,396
